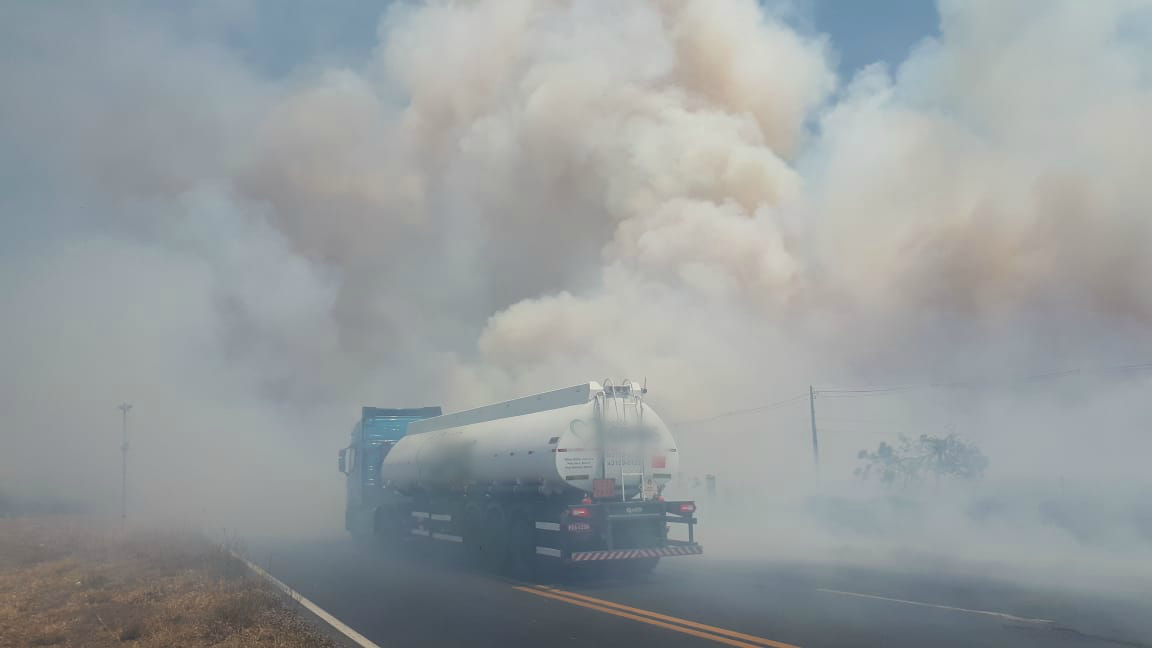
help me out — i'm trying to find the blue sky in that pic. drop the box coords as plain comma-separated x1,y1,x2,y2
804,0,939,74
148,0,940,80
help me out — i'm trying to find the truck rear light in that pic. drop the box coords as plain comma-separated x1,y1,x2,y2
569,506,590,518
678,502,696,514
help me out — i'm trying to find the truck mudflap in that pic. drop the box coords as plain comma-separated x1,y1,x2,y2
568,544,703,562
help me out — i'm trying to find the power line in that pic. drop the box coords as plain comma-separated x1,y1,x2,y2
816,417,912,426
818,386,917,394
816,360,1152,397
815,427,888,435
673,393,808,427
818,384,937,396
669,359,1152,437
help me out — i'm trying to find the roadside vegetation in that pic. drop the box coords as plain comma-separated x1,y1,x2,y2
0,517,333,647
856,433,989,489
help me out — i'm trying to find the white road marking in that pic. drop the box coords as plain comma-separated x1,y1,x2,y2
816,588,1054,624
235,554,383,648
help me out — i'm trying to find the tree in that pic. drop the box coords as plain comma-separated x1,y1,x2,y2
856,433,988,488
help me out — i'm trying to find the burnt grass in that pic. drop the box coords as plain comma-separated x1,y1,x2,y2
0,517,335,647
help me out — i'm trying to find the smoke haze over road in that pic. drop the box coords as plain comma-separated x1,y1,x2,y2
1,1,1150,580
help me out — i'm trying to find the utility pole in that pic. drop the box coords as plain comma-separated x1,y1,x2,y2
118,403,132,530
808,386,820,473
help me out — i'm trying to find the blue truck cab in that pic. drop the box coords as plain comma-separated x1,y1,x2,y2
339,406,441,535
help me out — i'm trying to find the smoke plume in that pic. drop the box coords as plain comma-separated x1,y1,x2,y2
1,0,1151,565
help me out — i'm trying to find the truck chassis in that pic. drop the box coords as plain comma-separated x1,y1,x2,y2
371,493,701,575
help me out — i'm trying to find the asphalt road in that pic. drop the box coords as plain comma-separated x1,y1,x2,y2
251,537,1152,648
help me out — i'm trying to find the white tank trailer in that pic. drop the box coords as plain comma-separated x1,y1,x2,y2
339,380,702,575
381,381,680,498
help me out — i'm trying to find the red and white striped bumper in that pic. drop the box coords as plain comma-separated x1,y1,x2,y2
569,544,703,562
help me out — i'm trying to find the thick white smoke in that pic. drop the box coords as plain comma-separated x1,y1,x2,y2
1,1,1151,566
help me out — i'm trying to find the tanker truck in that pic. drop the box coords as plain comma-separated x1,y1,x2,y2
338,381,701,575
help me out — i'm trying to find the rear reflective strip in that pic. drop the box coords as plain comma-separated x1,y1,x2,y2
431,532,463,543
535,546,562,557
411,528,430,536
411,512,430,519
535,521,561,531
569,545,703,561
430,513,451,521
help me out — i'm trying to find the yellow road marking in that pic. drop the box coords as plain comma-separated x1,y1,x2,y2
513,585,799,648
513,587,764,648
536,586,800,648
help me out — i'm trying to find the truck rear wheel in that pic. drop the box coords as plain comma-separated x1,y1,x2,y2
621,557,660,576
503,511,536,580
461,503,486,565
472,507,508,573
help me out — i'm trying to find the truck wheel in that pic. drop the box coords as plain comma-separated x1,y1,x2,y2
476,507,508,573
373,508,393,541
462,504,486,565
503,513,536,580
621,557,660,576
374,507,409,543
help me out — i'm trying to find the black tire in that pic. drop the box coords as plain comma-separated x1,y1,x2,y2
503,511,536,580
621,557,660,576
462,503,486,565
475,506,508,574
374,507,408,543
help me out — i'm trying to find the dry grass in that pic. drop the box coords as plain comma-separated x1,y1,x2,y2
0,518,334,647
